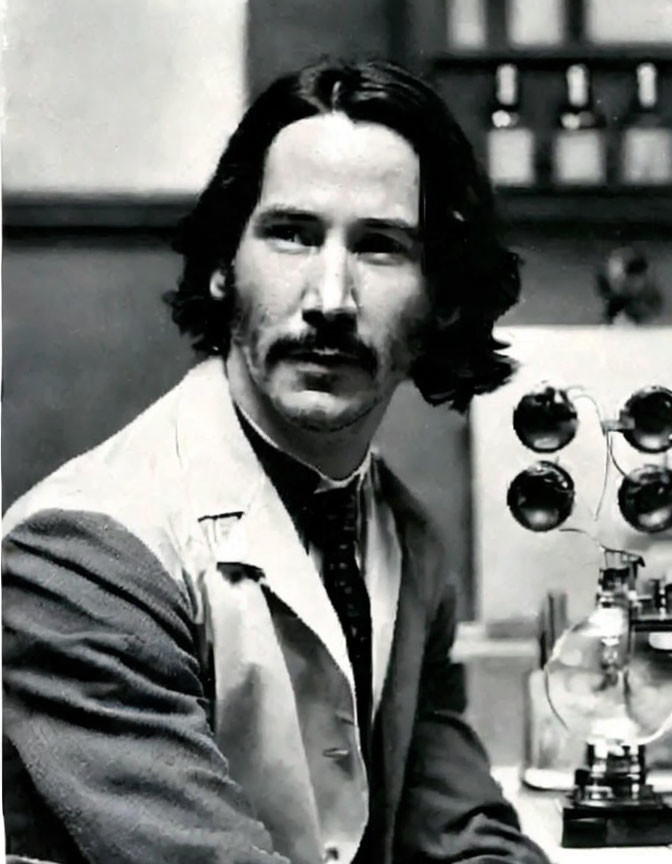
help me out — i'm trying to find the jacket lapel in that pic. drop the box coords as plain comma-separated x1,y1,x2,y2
175,358,354,692
364,459,402,716
374,463,440,860
216,472,355,692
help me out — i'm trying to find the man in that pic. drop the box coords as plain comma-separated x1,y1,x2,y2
3,60,548,864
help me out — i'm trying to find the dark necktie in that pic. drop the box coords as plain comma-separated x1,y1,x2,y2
308,484,373,752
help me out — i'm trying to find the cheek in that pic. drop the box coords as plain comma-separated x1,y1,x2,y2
234,260,297,332
366,274,430,372
362,269,429,335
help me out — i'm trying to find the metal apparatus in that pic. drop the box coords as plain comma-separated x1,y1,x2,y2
508,384,672,846
545,548,672,846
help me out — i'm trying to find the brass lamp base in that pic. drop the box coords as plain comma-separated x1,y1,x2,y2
562,741,672,847
562,797,672,847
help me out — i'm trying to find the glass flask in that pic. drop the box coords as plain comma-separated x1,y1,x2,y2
545,550,672,748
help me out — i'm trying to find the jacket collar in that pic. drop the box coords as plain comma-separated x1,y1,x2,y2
175,358,264,521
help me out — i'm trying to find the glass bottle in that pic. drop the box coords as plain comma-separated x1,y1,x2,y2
507,0,565,47
553,64,606,185
486,64,535,186
621,63,672,185
445,0,487,49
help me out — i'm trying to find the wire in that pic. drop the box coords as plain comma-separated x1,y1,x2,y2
558,525,599,550
571,390,604,424
594,432,612,521
607,434,629,478
570,390,614,521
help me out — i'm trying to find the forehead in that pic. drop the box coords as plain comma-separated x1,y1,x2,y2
256,113,420,223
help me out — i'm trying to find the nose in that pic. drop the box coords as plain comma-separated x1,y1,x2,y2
302,238,357,329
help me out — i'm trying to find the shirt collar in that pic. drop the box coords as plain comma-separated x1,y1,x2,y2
234,401,371,497
233,397,372,553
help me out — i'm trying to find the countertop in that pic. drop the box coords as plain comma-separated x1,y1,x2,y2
493,766,672,863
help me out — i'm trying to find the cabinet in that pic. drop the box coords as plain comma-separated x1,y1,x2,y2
402,0,672,226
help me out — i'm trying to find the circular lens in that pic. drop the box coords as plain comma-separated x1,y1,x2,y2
621,386,672,454
507,462,575,532
618,465,672,533
513,386,578,453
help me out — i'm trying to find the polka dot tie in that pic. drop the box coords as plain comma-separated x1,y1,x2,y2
308,483,372,746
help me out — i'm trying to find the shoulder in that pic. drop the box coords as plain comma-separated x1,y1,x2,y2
3,506,197,635
3,374,191,587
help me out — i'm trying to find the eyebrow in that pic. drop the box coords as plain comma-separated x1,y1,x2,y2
254,206,319,224
255,207,421,239
360,217,421,241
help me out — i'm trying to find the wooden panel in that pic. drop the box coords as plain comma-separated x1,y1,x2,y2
2,237,194,508
246,0,389,97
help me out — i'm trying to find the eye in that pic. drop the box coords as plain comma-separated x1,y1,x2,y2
353,232,415,261
262,221,321,250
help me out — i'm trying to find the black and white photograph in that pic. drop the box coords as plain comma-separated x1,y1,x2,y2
3,1,672,861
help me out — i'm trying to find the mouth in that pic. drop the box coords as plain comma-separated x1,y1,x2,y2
285,348,363,366
266,335,379,377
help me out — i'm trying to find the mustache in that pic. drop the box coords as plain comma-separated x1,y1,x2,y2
266,331,379,376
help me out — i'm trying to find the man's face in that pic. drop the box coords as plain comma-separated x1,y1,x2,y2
223,112,429,433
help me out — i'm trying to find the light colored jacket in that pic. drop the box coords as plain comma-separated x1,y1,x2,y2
3,359,547,864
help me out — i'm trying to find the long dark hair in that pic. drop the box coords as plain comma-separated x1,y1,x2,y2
167,58,520,410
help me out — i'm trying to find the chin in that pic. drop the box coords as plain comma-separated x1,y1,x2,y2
272,389,377,433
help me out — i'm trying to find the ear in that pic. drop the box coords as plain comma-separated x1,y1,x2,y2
209,268,228,301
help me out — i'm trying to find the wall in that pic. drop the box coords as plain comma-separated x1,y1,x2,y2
1,0,244,498
506,225,672,326
2,236,194,507
3,0,246,195
246,0,391,96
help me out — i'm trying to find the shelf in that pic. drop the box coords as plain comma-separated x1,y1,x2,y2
432,45,672,71
2,193,195,235
495,187,672,226
3,189,672,235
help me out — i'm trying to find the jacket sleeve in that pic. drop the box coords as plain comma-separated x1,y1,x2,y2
3,508,290,864
395,575,551,864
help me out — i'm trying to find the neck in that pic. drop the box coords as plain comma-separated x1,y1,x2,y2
226,349,392,479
